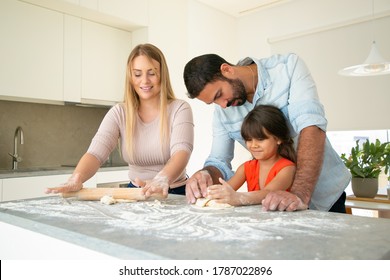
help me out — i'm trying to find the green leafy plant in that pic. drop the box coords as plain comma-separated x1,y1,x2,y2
341,139,390,180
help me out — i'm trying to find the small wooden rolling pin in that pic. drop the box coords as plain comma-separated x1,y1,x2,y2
61,188,164,201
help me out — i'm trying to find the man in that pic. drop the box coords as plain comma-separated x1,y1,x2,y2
183,53,350,212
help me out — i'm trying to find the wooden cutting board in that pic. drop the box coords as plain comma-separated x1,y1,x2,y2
61,188,164,201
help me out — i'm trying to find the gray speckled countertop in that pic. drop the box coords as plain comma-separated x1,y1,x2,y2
0,195,390,260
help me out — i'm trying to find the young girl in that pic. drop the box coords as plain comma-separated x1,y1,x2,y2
207,105,296,206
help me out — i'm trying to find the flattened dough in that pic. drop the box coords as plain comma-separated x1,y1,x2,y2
195,197,211,207
195,198,233,208
206,199,233,208
100,195,137,205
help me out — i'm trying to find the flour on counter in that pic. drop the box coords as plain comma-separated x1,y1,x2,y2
0,196,349,243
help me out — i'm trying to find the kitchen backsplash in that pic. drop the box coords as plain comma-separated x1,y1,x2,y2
0,100,125,170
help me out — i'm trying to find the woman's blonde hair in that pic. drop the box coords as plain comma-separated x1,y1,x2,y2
123,43,176,159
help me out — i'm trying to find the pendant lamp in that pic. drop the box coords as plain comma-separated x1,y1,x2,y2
338,0,390,76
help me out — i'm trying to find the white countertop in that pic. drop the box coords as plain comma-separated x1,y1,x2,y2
1,195,390,260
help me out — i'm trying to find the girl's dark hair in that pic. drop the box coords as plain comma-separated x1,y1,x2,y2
241,105,296,163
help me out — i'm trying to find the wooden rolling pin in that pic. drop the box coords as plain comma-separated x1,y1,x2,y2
61,188,165,201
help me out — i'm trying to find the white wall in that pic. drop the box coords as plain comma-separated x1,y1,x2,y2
238,0,390,56
4,0,389,176
185,0,249,175
147,0,188,101
133,0,243,176
237,0,390,131
271,14,390,131
146,0,390,175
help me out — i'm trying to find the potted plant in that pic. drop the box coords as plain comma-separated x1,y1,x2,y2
385,143,390,199
341,139,390,198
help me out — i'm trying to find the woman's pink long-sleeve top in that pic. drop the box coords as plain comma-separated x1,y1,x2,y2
87,99,194,187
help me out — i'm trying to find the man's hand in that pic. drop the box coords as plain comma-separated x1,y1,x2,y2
186,170,213,204
261,190,308,211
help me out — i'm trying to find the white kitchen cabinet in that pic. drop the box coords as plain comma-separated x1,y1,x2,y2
1,174,96,202
0,0,63,102
96,169,129,186
81,20,132,105
64,17,132,105
64,15,82,103
22,0,145,30
61,0,148,27
0,169,127,202
1,1,132,106
0,179,3,202
2,175,68,202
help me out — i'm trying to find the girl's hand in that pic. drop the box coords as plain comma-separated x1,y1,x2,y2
45,173,83,194
207,178,240,206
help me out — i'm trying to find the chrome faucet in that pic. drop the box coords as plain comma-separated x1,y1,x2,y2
8,126,24,170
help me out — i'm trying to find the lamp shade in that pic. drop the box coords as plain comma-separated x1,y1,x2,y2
338,41,390,76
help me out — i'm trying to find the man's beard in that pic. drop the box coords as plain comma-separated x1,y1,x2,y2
226,78,247,107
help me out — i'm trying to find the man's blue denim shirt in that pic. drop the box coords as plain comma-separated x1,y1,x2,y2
204,53,351,211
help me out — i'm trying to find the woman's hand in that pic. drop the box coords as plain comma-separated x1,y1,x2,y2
45,173,83,194
139,175,169,198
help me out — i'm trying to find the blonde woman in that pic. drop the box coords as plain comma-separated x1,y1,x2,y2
46,44,194,197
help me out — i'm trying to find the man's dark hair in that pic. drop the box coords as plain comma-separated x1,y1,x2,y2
183,54,232,98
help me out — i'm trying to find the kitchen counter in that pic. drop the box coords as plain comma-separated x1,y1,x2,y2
0,195,390,260
0,165,128,179
346,195,390,218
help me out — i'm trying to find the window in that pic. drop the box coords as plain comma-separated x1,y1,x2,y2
327,129,390,196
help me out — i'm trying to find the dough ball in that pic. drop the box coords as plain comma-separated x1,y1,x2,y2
100,195,117,205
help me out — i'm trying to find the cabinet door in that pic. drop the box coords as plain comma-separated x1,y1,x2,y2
64,14,82,103
2,174,96,202
0,179,3,202
81,20,132,104
2,175,69,202
0,0,63,102
96,170,129,185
